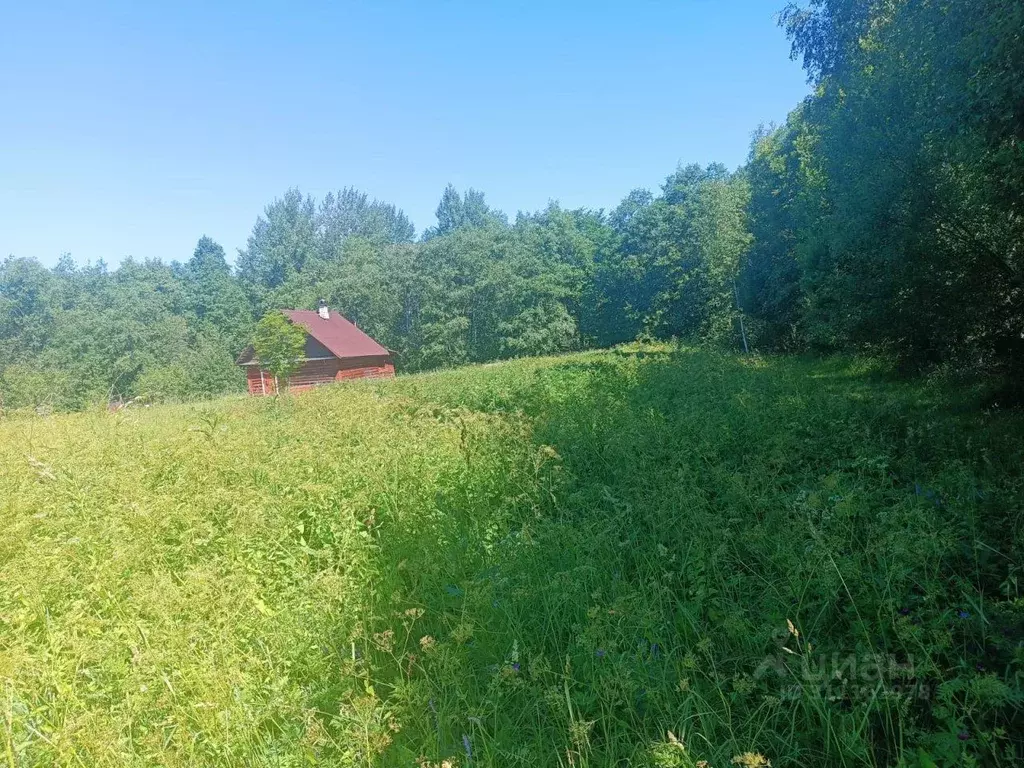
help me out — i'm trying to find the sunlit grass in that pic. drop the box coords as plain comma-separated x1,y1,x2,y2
2,346,1021,766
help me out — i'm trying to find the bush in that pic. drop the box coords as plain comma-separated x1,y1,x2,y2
134,338,244,402
0,362,77,412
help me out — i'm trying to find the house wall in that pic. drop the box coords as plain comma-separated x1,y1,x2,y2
245,356,394,396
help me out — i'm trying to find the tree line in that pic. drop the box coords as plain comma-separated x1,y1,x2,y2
2,0,1021,411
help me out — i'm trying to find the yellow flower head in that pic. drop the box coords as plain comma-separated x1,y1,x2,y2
731,752,771,768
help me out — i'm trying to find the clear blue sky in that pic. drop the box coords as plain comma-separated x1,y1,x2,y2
0,1,809,268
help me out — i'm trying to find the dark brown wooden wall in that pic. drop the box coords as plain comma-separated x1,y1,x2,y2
244,357,394,396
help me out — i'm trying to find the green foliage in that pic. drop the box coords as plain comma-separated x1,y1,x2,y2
595,165,750,347
319,187,416,245
0,256,56,367
0,362,75,412
0,244,251,409
742,0,1024,379
182,236,253,352
251,311,306,387
236,188,319,299
133,332,244,402
738,111,820,351
2,348,1021,765
422,184,509,240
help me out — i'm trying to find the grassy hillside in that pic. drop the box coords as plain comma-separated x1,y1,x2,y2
1,346,1021,767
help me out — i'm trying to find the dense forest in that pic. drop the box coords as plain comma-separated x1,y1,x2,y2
2,0,1022,411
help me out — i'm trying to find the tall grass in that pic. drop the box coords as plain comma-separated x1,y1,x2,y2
1,346,1021,766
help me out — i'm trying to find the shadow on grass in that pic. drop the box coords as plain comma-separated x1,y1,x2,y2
348,348,1023,766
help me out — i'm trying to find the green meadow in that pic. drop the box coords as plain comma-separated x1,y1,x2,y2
1,346,1021,767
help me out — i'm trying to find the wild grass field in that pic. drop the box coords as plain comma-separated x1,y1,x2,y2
1,346,1022,767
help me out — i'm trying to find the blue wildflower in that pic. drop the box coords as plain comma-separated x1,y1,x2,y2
957,609,971,619
596,648,606,658
957,730,970,741
511,662,520,672
462,733,473,760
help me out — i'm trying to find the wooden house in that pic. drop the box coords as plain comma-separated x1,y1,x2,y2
236,304,394,395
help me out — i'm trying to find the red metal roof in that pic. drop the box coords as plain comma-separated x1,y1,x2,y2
283,310,391,360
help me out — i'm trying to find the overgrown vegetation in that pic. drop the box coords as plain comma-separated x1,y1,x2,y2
3,347,1021,766
4,1,1022,411
740,0,1024,386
